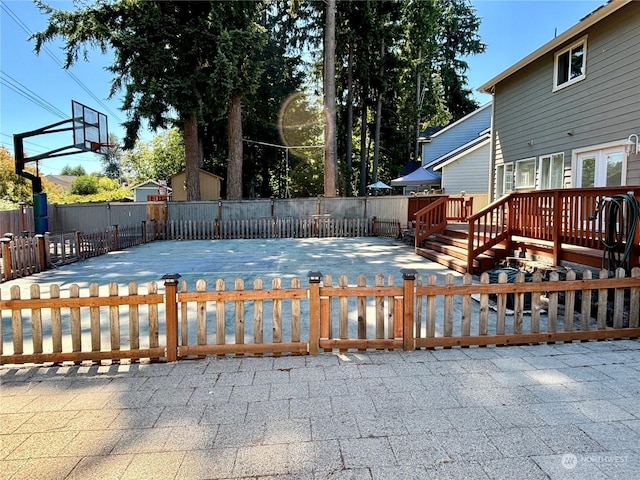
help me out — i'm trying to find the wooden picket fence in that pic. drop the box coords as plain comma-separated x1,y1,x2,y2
1,235,47,282
2,267,640,365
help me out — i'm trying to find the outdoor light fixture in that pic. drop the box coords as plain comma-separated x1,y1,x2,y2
625,134,639,155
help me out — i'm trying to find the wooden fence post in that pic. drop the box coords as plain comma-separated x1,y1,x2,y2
112,224,119,251
142,221,147,243
1,237,12,280
401,268,417,351
162,273,182,362
35,234,47,271
308,271,322,355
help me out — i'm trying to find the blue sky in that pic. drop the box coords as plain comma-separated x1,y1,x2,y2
1,0,603,175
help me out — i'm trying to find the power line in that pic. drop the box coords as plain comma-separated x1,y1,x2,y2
0,2,123,124
0,70,68,119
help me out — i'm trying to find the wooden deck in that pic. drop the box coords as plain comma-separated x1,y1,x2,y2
412,188,640,275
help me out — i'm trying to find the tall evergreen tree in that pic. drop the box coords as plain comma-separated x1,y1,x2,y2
32,0,266,200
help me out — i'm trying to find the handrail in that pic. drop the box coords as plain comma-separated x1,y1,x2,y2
466,193,512,272
466,186,640,273
414,196,449,249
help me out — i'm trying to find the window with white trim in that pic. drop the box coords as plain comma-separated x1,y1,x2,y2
554,37,587,90
538,153,564,189
576,147,625,187
495,163,513,198
515,158,536,189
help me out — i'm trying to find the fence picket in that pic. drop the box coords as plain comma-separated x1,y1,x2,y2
357,274,367,342
129,282,140,350
426,275,437,338
531,271,543,333
11,287,23,355
581,270,593,330
496,272,507,335
597,269,608,330
90,283,100,351
291,277,301,344
548,272,559,332
415,276,423,339
461,274,472,336
321,275,332,341
564,270,576,331
109,283,120,350
254,278,264,345
273,278,282,350
149,282,159,353
613,268,625,329
196,279,207,356
375,273,385,340
443,274,454,337
513,271,525,334
180,281,189,347
51,284,62,353
235,279,244,346
631,267,640,329
339,275,348,345
216,279,226,347
29,284,42,354
70,284,81,353
479,273,489,335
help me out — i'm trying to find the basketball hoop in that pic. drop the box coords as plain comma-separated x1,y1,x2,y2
90,142,116,152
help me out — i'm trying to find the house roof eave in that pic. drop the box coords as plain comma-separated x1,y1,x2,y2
478,0,630,94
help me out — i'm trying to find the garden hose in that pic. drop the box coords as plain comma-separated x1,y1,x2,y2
590,193,640,274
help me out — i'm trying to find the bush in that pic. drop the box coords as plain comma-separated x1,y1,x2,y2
71,175,100,195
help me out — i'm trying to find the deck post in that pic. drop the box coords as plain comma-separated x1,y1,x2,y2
308,271,322,355
162,273,182,362
401,269,417,351
552,190,562,266
35,234,47,271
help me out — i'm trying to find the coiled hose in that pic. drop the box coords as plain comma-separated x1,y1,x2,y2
591,193,640,273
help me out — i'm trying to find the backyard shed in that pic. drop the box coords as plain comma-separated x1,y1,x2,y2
169,169,223,201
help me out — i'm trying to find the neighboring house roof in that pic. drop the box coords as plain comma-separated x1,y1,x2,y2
168,169,224,181
130,180,172,192
418,125,445,141
44,175,76,190
478,0,629,93
426,128,491,170
390,167,441,187
430,134,491,172
420,102,492,167
427,102,491,141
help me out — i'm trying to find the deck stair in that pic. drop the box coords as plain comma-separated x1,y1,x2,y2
415,224,507,275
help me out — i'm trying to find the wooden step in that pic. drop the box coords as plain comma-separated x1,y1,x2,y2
416,246,496,274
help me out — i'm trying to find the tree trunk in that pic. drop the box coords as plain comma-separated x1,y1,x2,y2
372,39,385,185
227,94,243,200
359,98,367,197
345,42,354,197
184,110,201,201
323,0,337,197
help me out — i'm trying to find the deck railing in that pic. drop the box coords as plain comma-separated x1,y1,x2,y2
466,187,640,272
414,196,449,247
2,268,640,365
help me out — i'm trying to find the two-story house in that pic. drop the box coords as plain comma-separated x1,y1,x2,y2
479,0,640,201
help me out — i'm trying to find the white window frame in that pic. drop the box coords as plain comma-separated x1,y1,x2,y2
515,158,536,189
553,36,587,91
538,153,564,190
571,138,629,188
495,163,514,198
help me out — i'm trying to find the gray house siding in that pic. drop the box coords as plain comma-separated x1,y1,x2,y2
421,103,492,165
440,143,490,194
491,2,640,191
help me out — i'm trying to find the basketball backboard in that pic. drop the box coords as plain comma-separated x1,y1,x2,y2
72,100,109,154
